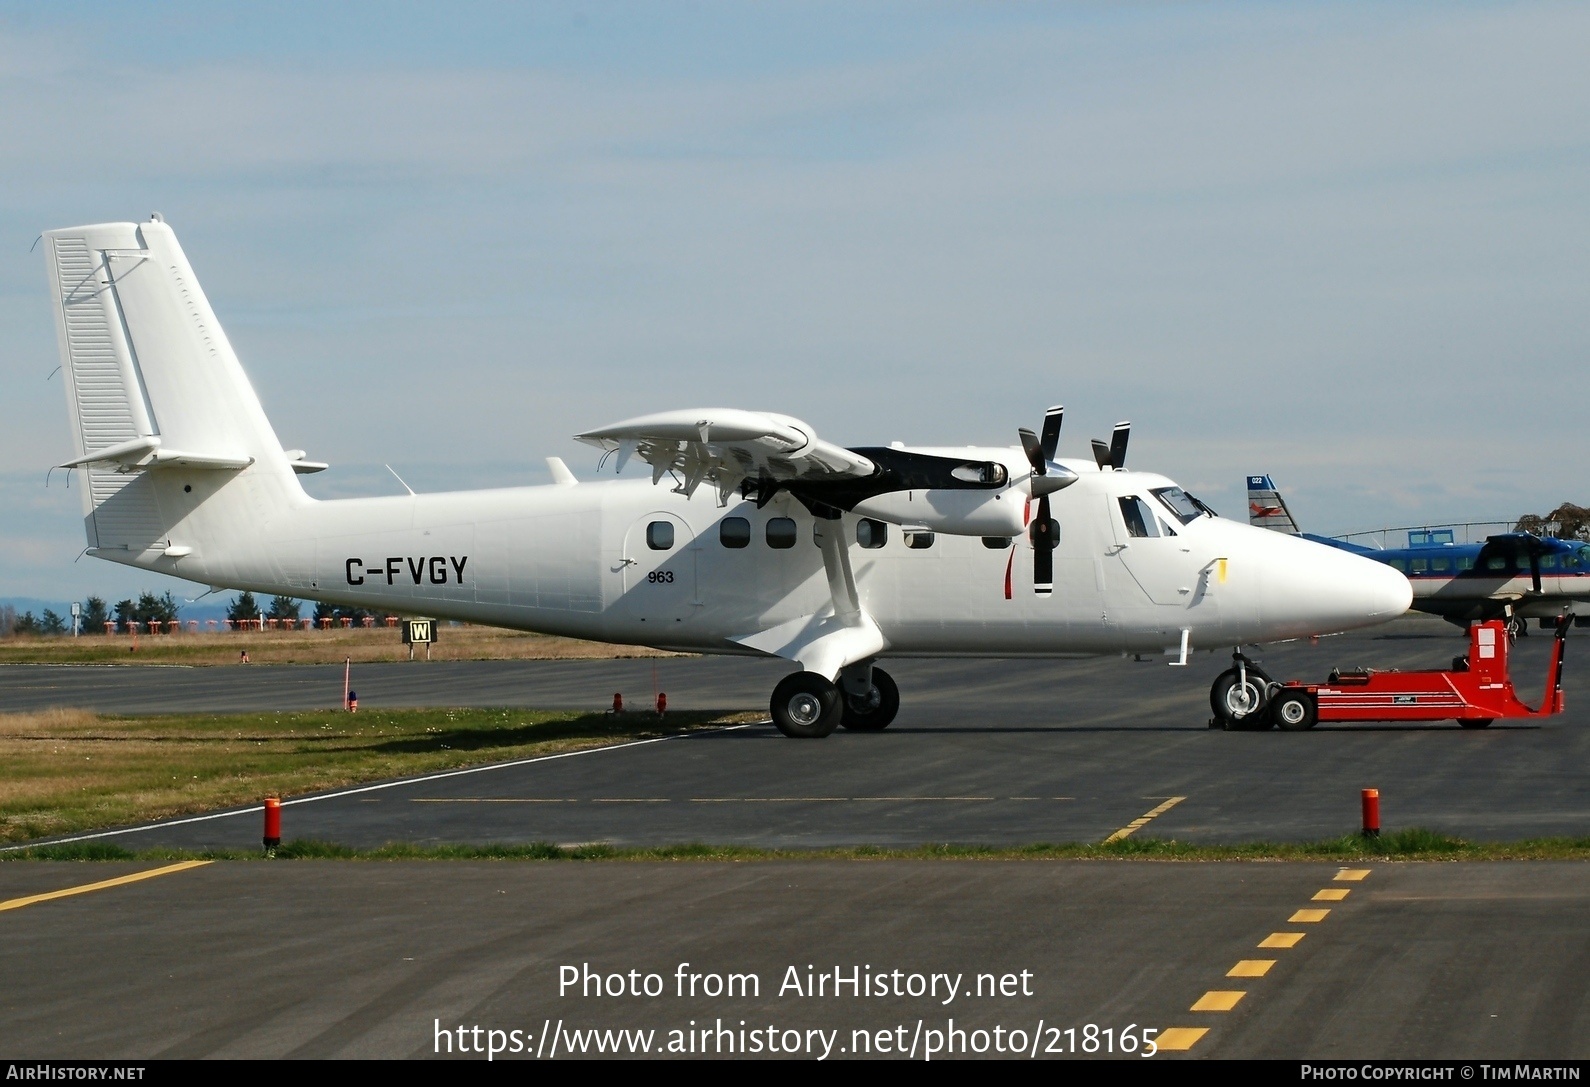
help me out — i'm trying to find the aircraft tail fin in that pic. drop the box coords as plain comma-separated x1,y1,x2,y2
43,217,306,555
1247,474,1301,535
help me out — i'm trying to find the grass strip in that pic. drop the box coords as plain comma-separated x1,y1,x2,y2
8,829,1590,863
0,706,755,843
0,626,681,666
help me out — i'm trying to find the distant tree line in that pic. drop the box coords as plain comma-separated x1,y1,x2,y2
225,592,379,626
1516,503,1590,541
0,591,334,636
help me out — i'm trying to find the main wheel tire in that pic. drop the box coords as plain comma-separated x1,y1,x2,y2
1211,667,1272,730
1459,718,1494,730
1271,690,1318,731
840,668,900,732
770,672,842,738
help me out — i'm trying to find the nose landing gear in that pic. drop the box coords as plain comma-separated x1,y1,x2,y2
1209,650,1276,730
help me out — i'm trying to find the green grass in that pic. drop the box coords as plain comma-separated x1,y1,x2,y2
9,829,1590,863
0,706,755,844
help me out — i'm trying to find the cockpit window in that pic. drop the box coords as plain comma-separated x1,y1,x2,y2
1118,496,1163,538
1151,486,1214,524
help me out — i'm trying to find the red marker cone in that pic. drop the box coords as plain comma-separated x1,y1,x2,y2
1361,788,1381,837
263,796,282,850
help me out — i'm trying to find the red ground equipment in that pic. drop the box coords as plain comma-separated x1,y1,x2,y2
1263,617,1568,731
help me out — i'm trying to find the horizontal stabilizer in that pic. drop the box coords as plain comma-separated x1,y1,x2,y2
57,435,252,471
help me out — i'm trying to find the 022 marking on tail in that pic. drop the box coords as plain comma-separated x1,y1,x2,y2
40,217,1412,736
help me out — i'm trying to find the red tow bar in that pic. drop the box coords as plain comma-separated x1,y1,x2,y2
1361,788,1381,838
263,796,282,851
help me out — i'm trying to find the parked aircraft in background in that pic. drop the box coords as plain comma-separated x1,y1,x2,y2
1247,475,1590,632
38,217,1413,737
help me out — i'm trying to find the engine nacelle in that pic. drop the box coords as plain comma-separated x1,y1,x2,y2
850,487,1025,537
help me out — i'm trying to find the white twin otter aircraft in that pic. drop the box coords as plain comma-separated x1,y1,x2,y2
42,217,1411,736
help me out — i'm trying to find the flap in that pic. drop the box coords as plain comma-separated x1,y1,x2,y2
576,408,875,504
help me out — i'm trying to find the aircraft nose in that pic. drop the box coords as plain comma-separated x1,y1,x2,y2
1254,532,1413,637
1352,553,1414,620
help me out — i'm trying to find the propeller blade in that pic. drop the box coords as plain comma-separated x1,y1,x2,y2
1531,551,1543,595
1108,421,1130,470
1031,494,1055,595
1091,439,1111,471
1039,405,1064,462
1018,428,1045,476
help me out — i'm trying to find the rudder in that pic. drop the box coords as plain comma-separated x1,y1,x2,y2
44,216,305,557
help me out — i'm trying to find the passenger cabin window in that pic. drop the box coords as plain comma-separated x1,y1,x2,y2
1484,555,1510,572
646,521,674,550
766,518,797,550
856,519,888,549
1431,557,1451,573
1118,497,1163,538
982,536,1014,549
1387,558,1408,572
719,517,751,549
1540,554,1560,571
1456,556,1475,572
905,531,936,550
1410,558,1428,574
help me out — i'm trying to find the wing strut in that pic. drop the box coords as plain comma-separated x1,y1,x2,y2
732,511,886,679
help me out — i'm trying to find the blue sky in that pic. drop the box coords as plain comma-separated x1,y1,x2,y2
3,2,1588,607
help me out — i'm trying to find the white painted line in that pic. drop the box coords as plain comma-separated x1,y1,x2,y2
2,723,754,851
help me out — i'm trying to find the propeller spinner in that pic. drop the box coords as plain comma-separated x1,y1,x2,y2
1017,406,1076,596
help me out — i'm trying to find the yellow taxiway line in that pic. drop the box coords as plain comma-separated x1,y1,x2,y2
1102,796,1186,843
0,861,211,914
1160,867,1373,1053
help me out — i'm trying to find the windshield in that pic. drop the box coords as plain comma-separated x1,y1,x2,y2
1152,486,1215,524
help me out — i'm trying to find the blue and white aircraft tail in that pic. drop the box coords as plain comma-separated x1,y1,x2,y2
1247,475,1590,627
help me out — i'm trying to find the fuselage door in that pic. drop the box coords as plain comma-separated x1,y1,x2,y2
1107,493,1195,606
621,513,698,620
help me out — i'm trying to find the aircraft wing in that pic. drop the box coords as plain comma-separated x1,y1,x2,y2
576,409,875,504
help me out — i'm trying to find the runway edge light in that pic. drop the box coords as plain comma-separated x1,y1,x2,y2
264,796,282,852
1361,788,1380,838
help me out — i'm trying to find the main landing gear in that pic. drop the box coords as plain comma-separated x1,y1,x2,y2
769,667,900,738
1208,650,1277,731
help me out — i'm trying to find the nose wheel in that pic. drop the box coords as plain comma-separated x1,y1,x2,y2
1210,653,1275,730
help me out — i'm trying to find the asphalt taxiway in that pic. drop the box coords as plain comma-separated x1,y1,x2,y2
5,615,1588,850
4,616,1587,1062
1,858,1584,1059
